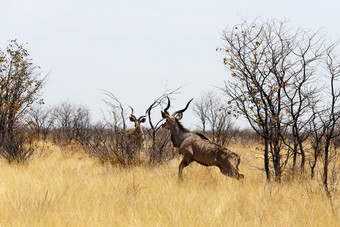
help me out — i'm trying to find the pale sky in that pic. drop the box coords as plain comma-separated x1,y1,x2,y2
1,0,340,129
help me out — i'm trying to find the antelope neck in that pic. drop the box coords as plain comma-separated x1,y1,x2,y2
169,121,190,148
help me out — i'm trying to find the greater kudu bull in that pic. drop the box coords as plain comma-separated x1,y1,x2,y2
161,98,244,180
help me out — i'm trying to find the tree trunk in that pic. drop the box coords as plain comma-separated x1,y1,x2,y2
299,142,305,172
273,144,281,182
264,140,270,181
310,149,318,179
323,143,330,191
292,143,298,173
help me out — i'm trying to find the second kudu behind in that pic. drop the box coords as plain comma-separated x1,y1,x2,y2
161,97,244,181
124,107,147,148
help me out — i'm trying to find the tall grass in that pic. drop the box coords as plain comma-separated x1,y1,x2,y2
0,142,338,226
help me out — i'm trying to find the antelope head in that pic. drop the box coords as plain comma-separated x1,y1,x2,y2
161,97,193,130
129,106,146,130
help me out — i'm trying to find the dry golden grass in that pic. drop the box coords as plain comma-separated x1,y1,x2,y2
0,142,338,226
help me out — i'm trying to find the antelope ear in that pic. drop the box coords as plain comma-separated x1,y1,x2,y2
140,117,146,123
161,111,169,119
129,116,136,122
175,112,183,120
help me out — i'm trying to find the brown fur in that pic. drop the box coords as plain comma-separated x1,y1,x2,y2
161,98,244,181
124,109,147,150
178,134,244,180
194,132,210,140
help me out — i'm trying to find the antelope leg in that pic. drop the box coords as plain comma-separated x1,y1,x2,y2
178,152,193,181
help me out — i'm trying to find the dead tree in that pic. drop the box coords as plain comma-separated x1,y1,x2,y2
322,43,340,196
25,105,55,141
51,102,91,145
193,91,234,146
145,87,181,164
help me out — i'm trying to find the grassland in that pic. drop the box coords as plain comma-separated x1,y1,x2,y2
0,142,338,226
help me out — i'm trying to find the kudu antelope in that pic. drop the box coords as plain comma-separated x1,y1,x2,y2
161,98,244,180
124,107,147,145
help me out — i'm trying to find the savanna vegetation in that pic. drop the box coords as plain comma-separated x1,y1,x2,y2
0,18,339,226
0,141,338,226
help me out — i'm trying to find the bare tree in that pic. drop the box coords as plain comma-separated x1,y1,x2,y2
51,102,91,145
97,91,132,164
87,91,151,165
307,43,340,210
145,87,181,164
25,105,55,140
72,105,92,146
84,88,180,166
309,104,325,179
193,91,234,146
220,18,326,181
322,43,340,196
102,91,127,130
192,96,208,134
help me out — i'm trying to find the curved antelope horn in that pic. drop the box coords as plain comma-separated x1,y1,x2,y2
172,98,194,116
163,97,171,115
129,106,134,115
129,106,137,120
138,115,147,121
